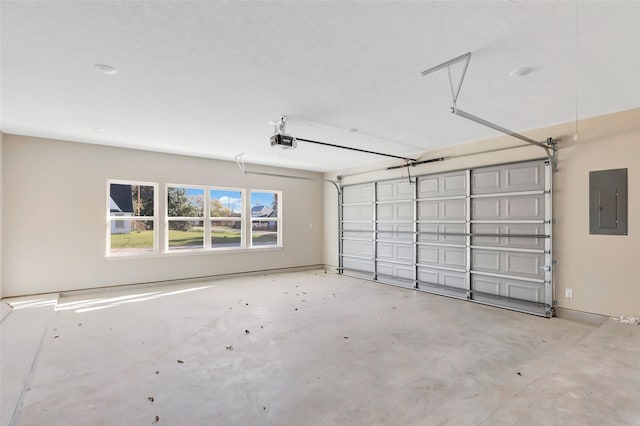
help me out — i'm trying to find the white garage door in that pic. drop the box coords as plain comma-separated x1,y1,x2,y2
340,159,553,317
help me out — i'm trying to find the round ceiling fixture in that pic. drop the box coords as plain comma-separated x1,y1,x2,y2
94,64,117,75
509,67,534,78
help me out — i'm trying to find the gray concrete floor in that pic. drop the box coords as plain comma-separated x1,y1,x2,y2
1,270,639,425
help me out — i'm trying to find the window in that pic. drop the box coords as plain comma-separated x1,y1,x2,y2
107,181,279,255
107,181,157,255
250,190,281,247
210,188,244,249
167,186,205,250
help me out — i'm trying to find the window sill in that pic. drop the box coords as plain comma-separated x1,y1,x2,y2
106,245,283,259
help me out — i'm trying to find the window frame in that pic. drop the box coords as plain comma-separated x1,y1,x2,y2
250,189,282,249
106,179,159,257
165,184,247,253
209,186,246,251
166,184,207,252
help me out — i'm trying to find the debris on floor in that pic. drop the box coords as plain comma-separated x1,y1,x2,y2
517,372,522,376
343,336,349,339
155,371,160,375
611,315,640,325
148,397,154,402
177,359,184,364
245,329,250,334
294,308,298,311
225,345,233,350
54,335,59,339
153,415,160,423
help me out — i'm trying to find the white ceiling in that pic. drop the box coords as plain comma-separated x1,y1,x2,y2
2,1,639,172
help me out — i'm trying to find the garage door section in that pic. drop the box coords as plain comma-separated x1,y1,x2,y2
469,161,551,315
340,160,553,317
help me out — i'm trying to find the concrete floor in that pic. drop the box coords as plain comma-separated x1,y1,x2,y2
1,270,639,426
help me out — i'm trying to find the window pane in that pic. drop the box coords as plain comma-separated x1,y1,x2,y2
168,187,204,217
211,220,242,248
251,191,278,218
252,220,278,246
210,189,242,218
110,184,154,217
110,220,154,253
168,220,204,250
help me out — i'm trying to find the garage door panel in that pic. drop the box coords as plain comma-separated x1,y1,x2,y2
342,184,374,203
342,222,373,239
472,223,546,249
377,179,413,201
342,240,373,257
472,249,544,280
342,257,374,273
419,223,466,243
377,222,413,242
418,199,466,220
472,194,544,220
417,267,466,289
377,262,414,288
472,161,544,194
471,275,544,303
418,245,466,268
343,204,373,221
377,242,413,262
418,171,466,198
377,202,413,221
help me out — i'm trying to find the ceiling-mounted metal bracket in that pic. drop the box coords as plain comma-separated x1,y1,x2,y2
422,53,560,171
422,52,471,108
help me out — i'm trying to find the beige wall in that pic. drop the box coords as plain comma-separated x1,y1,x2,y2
1,135,324,297
324,108,640,318
0,131,3,300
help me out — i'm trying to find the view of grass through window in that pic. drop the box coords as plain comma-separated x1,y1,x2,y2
168,187,205,250
108,182,279,254
109,183,155,254
211,189,243,248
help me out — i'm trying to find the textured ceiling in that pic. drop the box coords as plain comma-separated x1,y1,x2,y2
1,1,639,172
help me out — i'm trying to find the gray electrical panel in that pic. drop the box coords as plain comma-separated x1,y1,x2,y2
589,168,628,235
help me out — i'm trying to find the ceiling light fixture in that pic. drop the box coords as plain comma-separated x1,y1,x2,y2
509,67,534,78
94,64,117,75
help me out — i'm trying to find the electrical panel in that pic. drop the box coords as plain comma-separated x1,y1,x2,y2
589,168,628,235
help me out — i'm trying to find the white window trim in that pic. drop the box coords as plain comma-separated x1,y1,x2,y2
106,179,159,257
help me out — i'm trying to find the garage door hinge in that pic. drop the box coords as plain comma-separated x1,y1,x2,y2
540,265,552,272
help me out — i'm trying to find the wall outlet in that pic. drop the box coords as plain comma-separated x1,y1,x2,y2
565,288,573,299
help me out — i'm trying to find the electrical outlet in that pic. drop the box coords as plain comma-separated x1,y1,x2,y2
565,288,573,299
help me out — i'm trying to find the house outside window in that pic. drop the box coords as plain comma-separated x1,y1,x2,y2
250,190,281,247
107,181,157,255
